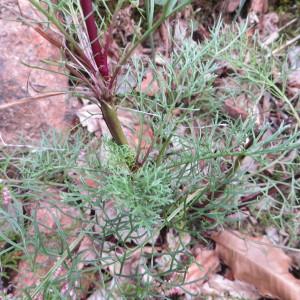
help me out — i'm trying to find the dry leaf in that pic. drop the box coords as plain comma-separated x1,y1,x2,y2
166,228,191,252
227,210,250,222
77,236,97,270
173,19,190,45
115,71,137,95
162,248,219,298
156,229,191,274
288,47,300,70
211,230,300,300
139,70,160,97
112,6,135,47
1,186,12,208
77,104,104,135
239,156,258,173
288,70,300,97
224,0,240,13
258,92,271,126
159,21,170,56
217,77,261,122
12,188,83,296
77,105,153,153
260,13,279,39
199,274,261,300
185,249,220,293
13,249,58,296
250,0,268,14
101,246,155,289
88,289,110,300
224,98,249,120
0,186,18,235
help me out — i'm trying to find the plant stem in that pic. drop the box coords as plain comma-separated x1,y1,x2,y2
156,134,172,165
79,1,129,146
101,101,129,146
80,0,109,80
145,0,155,61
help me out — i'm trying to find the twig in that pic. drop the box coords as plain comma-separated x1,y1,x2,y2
277,18,297,33
0,92,66,110
272,34,300,55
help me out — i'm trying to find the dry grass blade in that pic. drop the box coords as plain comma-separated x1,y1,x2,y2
272,34,300,55
211,230,300,300
0,92,66,110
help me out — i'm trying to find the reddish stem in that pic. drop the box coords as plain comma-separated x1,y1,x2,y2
80,0,109,80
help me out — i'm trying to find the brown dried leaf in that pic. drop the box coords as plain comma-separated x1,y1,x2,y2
77,104,104,134
239,156,259,173
201,274,261,300
288,46,300,70
26,188,81,236
0,0,69,144
166,228,191,252
257,92,271,126
104,246,155,287
260,12,279,40
156,229,191,274
224,98,249,121
287,69,300,97
224,0,240,13
13,188,82,296
77,104,153,152
159,21,170,57
217,77,261,122
112,6,135,47
211,230,300,300
185,249,220,293
139,70,160,97
162,248,219,298
173,19,190,45
250,0,268,14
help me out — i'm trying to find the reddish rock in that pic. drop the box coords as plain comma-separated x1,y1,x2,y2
0,0,70,143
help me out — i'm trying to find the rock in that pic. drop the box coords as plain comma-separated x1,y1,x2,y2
0,0,71,143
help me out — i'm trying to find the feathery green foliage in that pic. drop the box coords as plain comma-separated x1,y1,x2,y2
0,5,300,297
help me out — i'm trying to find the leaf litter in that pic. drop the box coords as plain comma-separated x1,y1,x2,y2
211,230,300,300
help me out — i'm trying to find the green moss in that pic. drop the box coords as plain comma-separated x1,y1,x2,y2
270,0,300,13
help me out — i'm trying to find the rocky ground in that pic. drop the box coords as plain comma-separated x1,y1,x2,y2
0,0,72,144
